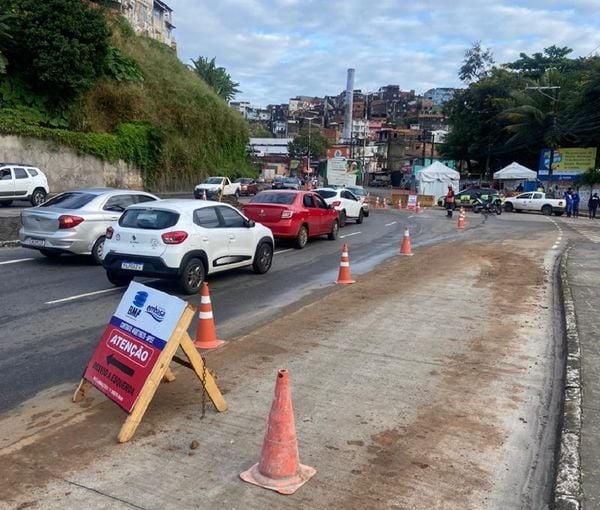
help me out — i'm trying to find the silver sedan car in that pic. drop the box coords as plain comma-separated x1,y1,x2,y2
19,188,159,263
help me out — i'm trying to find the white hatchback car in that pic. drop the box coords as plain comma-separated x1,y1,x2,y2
314,188,364,226
102,199,274,294
0,163,49,206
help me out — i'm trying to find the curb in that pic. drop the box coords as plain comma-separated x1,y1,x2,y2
555,246,582,509
0,240,20,248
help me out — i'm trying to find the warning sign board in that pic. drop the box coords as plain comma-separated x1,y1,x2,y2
407,194,417,210
82,282,186,413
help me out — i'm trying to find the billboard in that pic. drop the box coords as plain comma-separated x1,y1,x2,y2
327,145,351,159
327,158,360,186
538,147,597,181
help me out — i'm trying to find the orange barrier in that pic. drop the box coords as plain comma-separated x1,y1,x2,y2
335,243,355,284
400,227,413,256
240,369,316,494
193,282,226,350
383,198,388,209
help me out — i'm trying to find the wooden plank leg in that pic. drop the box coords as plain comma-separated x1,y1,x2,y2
163,367,176,382
180,332,228,412
72,379,90,403
117,305,195,443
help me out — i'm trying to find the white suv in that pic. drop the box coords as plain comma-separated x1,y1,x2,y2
0,163,49,206
102,199,274,294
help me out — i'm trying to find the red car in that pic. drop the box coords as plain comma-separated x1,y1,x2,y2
243,190,339,248
235,177,258,196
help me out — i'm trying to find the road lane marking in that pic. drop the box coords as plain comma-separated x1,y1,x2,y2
274,248,294,255
45,288,120,305
385,221,397,227
340,232,361,238
0,258,35,265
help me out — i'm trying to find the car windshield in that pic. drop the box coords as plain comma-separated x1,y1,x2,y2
40,192,96,209
250,192,296,205
204,177,223,184
315,190,337,199
347,187,366,197
236,178,252,183
119,209,180,229
284,178,298,183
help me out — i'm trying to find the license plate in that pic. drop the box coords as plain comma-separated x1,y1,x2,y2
27,238,46,247
121,261,144,271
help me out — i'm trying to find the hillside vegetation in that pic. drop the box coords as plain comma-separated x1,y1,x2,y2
0,1,252,190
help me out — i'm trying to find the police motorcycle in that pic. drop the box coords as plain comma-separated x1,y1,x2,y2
471,193,502,215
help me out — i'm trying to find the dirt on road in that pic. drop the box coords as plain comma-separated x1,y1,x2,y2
0,235,557,509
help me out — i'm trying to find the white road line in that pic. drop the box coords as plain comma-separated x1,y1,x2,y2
45,288,120,305
274,248,294,255
408,215,415,219
0,258,35,265
385,221,397,227
340,232,361,238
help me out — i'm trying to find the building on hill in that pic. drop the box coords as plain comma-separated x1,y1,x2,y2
107,0,176,49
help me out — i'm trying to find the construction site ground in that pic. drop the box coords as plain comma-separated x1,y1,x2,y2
0,209,566,510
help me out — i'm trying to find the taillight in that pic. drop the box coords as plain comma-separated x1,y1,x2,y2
58,215,84,229
281,210,293,219
332,200,341,207
161,231,188,244
106,226,114,239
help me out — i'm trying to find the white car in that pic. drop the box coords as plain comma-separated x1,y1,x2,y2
346,185,370,217
102,199,274,294
0,163,49,206
314,188,364,226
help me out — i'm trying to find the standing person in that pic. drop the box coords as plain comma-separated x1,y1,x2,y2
588,192,600,219
572,190,581,217
565,189,573,217
444,185,455,218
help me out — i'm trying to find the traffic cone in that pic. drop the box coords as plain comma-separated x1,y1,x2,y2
335,243,355,284
416,202,422,214
396,199,401,210
375,197,380,209
202,189,207,200
400,227,413,256
457,209,466,229
240,369,316,494
193,282,225,349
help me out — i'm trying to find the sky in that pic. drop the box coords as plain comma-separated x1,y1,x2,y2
169,0,600,107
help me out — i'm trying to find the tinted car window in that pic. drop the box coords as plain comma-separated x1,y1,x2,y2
41,192,96,209
120,209,179,229
194,207,221,228
347,187,366,197
204,177,223,184
218,206,246,228
103,194,137,212
26,168,38,177
135,194,157,204
251,191,296,204
0,169,12,180
303,195,315,207
14,168,28,179
517,193,533,199
315,190,337,199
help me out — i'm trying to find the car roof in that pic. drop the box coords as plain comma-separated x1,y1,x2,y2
126,198,234,212
62,188,155,196
0,162,37,167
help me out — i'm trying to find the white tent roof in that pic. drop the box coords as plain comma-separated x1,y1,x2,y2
418,161,460,181
493,162,537,180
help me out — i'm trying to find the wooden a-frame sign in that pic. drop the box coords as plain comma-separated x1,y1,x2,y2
73,303,227,443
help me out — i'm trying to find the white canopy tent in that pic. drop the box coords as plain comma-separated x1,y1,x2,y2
493,162,537,180
416,161,460,198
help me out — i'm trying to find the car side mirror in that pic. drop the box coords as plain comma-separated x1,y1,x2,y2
245,219,255,228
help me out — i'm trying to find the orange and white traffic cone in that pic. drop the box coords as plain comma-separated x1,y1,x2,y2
396,199,401,210
335,243,355,284
416,202,422,214
457,209,466,229
383,198,388,209
193,282,225,350
400,227,413,256
240,369,316,494
202,190,207,200
375,197,380,209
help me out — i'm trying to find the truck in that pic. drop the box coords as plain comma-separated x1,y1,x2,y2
503,192,566,216
194,176,240,200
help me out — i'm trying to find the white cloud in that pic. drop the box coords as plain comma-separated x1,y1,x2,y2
168,0,600,106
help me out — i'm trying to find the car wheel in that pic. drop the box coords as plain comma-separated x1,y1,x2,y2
339,210,347,227
106,270,133,287
235,190,240,198
542,205,552,216
0,200,13,207
30,188,47,206
504,202,514,212
91,236,106,265
40,249,61,260
328,219,339,240
295,225,308,249
179,257,206,294
253,242,273,274
364,208,369,217
356,209,364,224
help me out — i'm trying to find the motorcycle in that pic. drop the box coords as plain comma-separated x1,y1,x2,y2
472,196,502,215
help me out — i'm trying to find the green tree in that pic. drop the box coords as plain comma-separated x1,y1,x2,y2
189,56,240,102
0,11,14,74
459,41,495,83
575,168,600,193
0,0,109,102
504,45,573,79
288,128,329,159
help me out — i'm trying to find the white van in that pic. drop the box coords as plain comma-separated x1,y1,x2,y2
0,163,49,206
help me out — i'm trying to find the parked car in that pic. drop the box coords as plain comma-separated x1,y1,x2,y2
102,199,274,294
436,187,500,209
234,177,258,196
345,185,370,217
503,192,566,216
272,176,302,190
370,178,389,188
0,163,49,207
314,188,364,226
19,188,159,263
242,190,339,249
194,176,240,200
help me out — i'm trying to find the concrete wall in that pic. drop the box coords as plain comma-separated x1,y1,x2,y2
0,135,143,193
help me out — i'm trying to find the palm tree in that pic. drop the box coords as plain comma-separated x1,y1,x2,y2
189,56,240,102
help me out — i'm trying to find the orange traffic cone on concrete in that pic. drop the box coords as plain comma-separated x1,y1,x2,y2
383,198,388,209
400,227,413,256
193,282,225,350
457,208,466,229
416,202,422,214
240,369,316,494
396,199,401,210
375,197,380,209
335,243,355,284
